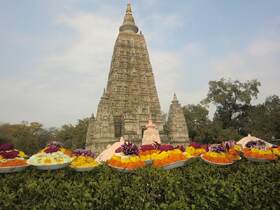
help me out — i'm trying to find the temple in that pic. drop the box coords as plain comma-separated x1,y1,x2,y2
86,3,189,152
167,94,189,143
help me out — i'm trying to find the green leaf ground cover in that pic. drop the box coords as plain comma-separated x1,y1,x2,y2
0,159,279,210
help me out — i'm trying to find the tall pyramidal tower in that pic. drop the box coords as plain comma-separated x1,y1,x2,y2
167,94,189,143
86,3,164,151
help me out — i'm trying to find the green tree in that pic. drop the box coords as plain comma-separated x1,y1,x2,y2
204,121,241,143
56,118,89,149
183,104,210,142
183,103,242,143
245,95,280,141
0,122,54,154
202,78,261,130
72,118,90,148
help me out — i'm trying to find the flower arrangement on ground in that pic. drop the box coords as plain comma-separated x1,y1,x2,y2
0,143,28,167
152,144,187,169
272,146,280,157
27,141,73,169
242,140,278,161
201,141,241,165
70,149,99,170
185,142,207,157
107,142,145,171
139,143,160,163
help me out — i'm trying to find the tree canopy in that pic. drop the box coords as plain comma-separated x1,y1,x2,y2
202,78,261,129
0,118,89,154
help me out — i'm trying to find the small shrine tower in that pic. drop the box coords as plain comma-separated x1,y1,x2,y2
167,94,190,144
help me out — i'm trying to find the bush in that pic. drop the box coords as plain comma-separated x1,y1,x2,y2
0,159,279,210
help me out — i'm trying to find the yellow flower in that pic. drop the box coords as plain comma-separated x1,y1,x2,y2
55,157,64,163
185,153,193,158
19,151,27,158
112,155,121,161
140,154,150,161
207,152,217,157
197,148,206,153
186,146,195,154
43,158,52,164
272,148,280,156
60,148,66,153
171,149,182,154
129,156,138,162
234,145,242,151
71,156,98,168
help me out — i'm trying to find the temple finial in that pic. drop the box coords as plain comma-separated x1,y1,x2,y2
127,2,132,13
173,93,178,101
119,2,139,33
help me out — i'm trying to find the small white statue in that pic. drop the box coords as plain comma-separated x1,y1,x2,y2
142,116,161,145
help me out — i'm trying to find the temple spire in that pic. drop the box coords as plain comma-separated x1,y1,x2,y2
173,93,178,102
86,1,163,152
167,94,189,143
119,3,139,33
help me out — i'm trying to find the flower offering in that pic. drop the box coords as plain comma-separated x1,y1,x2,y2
139,143,159,163
201,141,241,165
243,147,277,161
241,140,278,161
107,154,145,171
150,144,188,169
0,143,28,173
107,142,145,171
272,146,280,157
185,142,207,157
152,149,186,168
41,141,72,156
201,152,235,165
70,149,99,170
27,141,73,170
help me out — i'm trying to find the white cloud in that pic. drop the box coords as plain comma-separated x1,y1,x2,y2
248,39,280,57
0,12,120,127
209,38,280,103
151,50,185,111
0,9,190,126
40,12,119,74
1,3,279,128
150,46,207,111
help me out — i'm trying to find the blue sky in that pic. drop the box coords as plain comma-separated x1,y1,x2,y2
0,0,280,127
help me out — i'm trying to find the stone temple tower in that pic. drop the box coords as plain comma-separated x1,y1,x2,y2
167,94,190,144
86,3,164,151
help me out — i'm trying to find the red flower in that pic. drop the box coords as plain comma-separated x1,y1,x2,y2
44,145,60,153
0,150,19,159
